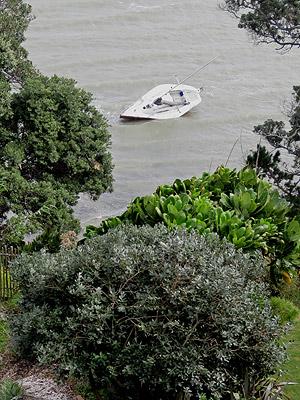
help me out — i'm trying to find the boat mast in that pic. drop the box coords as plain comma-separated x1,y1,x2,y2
174,56,218,88
159,56,219,98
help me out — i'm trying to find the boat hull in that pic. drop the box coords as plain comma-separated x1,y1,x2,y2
120,84,202,120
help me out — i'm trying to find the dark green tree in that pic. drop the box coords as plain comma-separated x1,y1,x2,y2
222,0,300,211
246,86,300,212
0,75,113,250
0,0,36,127
222,0,300,50
0,0,35,83
0,1,113,250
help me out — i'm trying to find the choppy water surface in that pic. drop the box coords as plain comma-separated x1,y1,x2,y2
25,0,300,225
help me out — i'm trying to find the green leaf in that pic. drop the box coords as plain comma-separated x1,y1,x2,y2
286,220,300,242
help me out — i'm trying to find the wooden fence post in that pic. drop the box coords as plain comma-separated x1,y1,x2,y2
0,246,19,300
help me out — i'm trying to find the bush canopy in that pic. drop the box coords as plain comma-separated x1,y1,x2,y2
11,224,285,399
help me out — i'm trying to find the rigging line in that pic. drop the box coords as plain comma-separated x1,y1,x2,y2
158,56,219,99
175,55,219,87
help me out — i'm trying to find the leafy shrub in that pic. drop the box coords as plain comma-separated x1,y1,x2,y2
0,379,24,400
11,225,286,400
270,297,300,325
74,381,99,400
84,167,300,284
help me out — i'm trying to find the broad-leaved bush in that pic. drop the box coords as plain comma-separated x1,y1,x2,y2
85,167,300,284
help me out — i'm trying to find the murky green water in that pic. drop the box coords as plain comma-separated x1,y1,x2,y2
25,0,300,225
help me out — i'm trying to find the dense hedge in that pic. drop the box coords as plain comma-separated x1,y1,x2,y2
11,225,285,400
85,167,300,283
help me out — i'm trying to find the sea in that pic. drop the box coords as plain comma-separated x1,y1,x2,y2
25,0,300,226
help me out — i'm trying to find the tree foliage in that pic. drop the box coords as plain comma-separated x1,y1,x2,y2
0,1,113,250
0,75,113,250
222,1,300,212
246,86,300,212
11,224,286,399
0,0,35,83
222,0,300,50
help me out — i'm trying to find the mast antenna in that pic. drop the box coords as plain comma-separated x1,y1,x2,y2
160,56,219,98
176,56,218,88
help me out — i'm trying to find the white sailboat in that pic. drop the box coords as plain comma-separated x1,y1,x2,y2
120,84,202,120
120,56,217,120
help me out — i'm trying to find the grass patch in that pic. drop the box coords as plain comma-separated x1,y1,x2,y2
283,318,300,399
0,319,9,354
0,265,18,300
0,294,20,355
281,279,300,309
1,293,21,311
